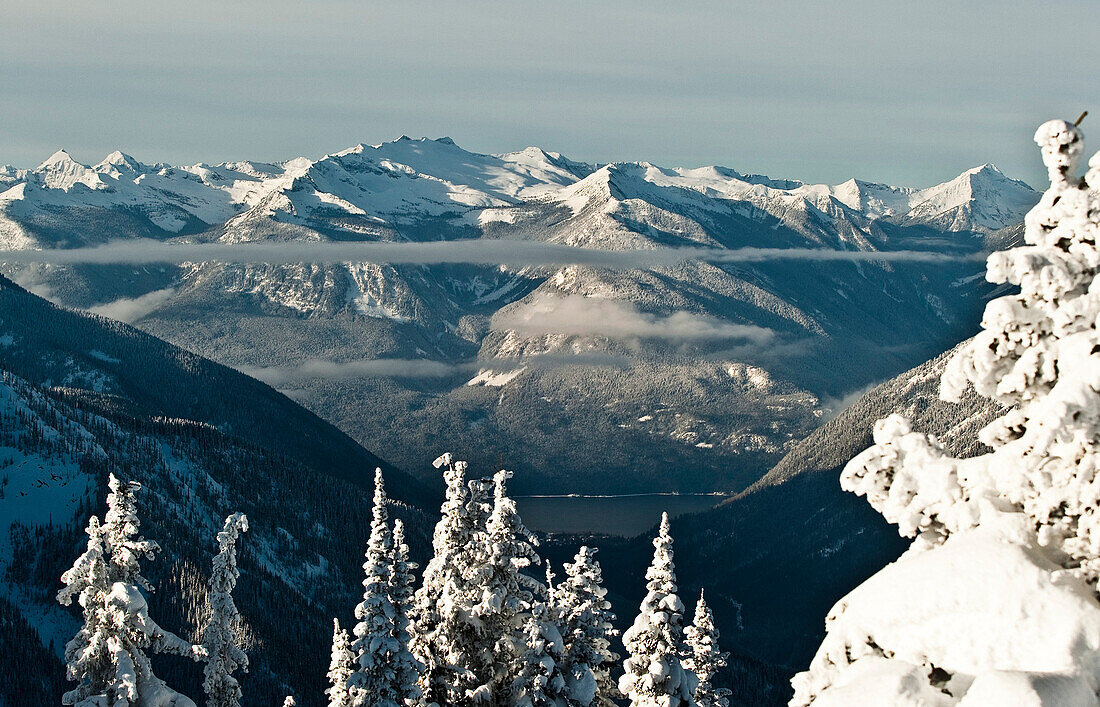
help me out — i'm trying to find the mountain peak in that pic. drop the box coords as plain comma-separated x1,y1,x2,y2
35,148,82,171
96,150,143,172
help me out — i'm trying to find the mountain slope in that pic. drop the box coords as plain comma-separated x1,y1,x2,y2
0,274,436,510
0,281,438,706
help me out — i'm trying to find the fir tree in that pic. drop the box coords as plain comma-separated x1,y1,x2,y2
390,519,425,705
411,454,483,705
555,547,619,707
326,619,354,707
684,591,729,707
348,468,400,706
203,512,249,707
57,474,200,706
466,469,544,702
619,513,697,707
509,603,567,706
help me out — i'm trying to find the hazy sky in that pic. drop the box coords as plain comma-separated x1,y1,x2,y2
2,1,1097,187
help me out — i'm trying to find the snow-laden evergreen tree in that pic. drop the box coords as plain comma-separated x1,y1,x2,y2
555,546,619,707
326,619,354,707
837,118,1100,582
791,119,1100,705
348,468,402,706
465,469,545,702
57,474,201,706
389,518,425,705
411,454,484,705
619,513,697,707
202,512,249,707
683,591,729,707
509,603,567,706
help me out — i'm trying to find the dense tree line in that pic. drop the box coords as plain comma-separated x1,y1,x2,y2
55,458,732,706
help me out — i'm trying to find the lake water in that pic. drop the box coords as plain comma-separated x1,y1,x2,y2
514,494,726,537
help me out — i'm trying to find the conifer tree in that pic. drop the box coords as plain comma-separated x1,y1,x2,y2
839,118,1100,583
58,474,200,706
411,454,483,705
203,512,249,707
684,591,730,707
466,469,544,701
509,603,567,706
348,468,401,706
556,547,619,707
390,519,425,705
619,513,697,707
326,619,354,707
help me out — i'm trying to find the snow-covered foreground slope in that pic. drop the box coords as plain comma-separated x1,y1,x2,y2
795,508,1100,706
791,120,1100,706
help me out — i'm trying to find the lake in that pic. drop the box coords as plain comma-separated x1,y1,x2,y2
514,493,726,537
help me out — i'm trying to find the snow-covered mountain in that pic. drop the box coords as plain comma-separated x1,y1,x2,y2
0,138,1038,494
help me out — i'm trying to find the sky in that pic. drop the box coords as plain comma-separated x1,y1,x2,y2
1,0,1097,188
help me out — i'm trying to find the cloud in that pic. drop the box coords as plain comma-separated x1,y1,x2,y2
85,288,177,323
0,238,985,268
238,358,459,386
820,380,883,420
493,294,775,343
238,351,630,386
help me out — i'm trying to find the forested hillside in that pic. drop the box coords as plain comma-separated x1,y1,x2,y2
0,280,439,706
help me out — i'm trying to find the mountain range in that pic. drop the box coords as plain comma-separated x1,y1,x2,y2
0,138,1037,494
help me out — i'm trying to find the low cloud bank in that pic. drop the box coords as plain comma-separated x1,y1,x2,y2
0,239,984,268
494,294,776,343
86,288,177,323
239,358,458,386
240,351,630,386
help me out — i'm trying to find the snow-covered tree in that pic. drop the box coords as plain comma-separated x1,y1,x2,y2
509,603,567,706
202,512,249,707
348,468,402,706
411,454,483,705
58,474,200,707
465,469,545,702
839,118,1100,578
555,546,619,707
791,119,1100,705
619,513,697,707
683,591,729,707
326,618,354,707
389,518,425,705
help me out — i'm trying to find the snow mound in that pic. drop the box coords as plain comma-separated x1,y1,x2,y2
793,509,1100,705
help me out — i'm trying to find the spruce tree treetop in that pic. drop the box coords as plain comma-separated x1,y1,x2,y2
619,513,697,707
203,512,249,707
684,591,729,707
326,618,355,707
